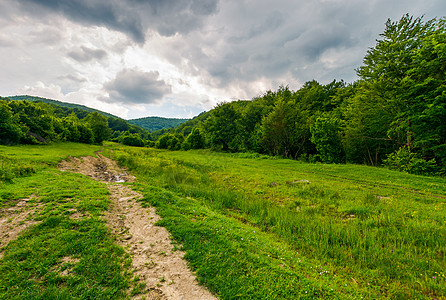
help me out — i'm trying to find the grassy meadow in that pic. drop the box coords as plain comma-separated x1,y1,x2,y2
0,143,135,299
111,146,446,299
0,143,445,299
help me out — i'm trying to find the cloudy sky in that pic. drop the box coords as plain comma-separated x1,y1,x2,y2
0,0,445,119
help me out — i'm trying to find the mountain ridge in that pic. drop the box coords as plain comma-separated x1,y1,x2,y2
8,95,119,119
127,116,189,132
7,95,192,131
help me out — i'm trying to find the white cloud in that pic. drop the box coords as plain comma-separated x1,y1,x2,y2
64,88,130,118
17,81,65,100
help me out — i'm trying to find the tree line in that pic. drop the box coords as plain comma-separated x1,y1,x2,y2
128,116,189,132
155,15,445,176
1,15,443,176
0,97,152,146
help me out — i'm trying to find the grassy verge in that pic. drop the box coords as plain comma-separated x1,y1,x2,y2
0,143,132,299
111,146,446,299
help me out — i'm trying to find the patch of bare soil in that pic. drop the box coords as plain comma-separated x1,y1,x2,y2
51,256,81,277
59,154,216,300
58,154,135,183
0,195,42,259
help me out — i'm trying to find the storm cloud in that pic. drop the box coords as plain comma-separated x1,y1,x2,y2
104,69,172,104
0,0,445,118
16,0,219,43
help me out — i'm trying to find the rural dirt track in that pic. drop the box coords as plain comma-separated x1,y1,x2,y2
0,195,41,260
59,154,217,300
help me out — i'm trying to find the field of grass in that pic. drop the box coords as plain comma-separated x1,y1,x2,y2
0,143,134,299
111,146,446,299
1,143,445,299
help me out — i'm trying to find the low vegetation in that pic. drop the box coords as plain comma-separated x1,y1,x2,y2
1,142,444,299
111,145,446,299
0,143,133,299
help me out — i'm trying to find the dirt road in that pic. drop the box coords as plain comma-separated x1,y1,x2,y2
59,154,216,300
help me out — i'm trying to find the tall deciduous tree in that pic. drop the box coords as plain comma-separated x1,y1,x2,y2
0,100,24,145
86,112,111,144
356,14,446,169
205,102,241,152
260,95,311,158
310,115,344,163
183,128,205,150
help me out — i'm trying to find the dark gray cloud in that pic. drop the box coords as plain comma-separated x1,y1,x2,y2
160,0,446,91
58,74,87,83
293,25,356,61
17,0,219,43
1,0,445,119
104,69,172,104
67,46,107,63
17,0,145,43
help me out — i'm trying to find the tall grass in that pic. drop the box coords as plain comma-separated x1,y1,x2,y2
112,146,446,299
0,143,133,299
0,155,35,183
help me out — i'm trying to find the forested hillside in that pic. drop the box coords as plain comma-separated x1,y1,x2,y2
0,97,151,146
128,116,189,131
9,95,118,119
155,15,446,176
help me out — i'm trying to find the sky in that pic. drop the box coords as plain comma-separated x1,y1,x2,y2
0,1,445,119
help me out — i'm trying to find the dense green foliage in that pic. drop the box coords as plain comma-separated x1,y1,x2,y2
182,128,205,150
112,145,446,299
9,95,118,119
128,116,189,132
155,15,445,176
0,97,152,146
118,131,146,147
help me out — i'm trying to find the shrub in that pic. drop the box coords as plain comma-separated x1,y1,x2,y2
0,157,35,183
383,147,439,176
119,131,145,147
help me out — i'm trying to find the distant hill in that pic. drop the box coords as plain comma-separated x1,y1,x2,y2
6,95,150,137
7,94,190,134
128,116,189,132
8,95,119,119
149,111,211,139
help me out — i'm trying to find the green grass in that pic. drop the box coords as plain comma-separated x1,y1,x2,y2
0,142,103,165
0,143,132,299
112,146,446,299
1,143,445,299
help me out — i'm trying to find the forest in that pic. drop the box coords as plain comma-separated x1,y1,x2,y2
128,116,189,132
0,95,155,147
155,15,446,176
1,15,445,176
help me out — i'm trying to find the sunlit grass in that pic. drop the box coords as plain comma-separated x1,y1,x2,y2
0,142,102,165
